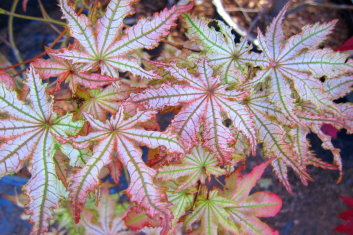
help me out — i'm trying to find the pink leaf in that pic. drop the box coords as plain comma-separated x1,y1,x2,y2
0,71,17,90
321,124,339,139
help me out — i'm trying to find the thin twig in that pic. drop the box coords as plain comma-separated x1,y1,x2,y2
161,39,201,53
192,181,202,210
1,28,67,71
38,0,62,34
233,0,252,23
0,34,12,48
304,0,353,10
0,8,66,26
286,0,353,16
225,7,260,13
123,166,130,185
247,5,269,37
8,0,24,69
212,0,259,46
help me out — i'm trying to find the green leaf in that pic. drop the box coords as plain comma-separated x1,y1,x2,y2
185,190,239,235
158,145,226,191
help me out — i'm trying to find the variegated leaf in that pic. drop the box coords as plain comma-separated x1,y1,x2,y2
336,103,353,134
59,143,90,167
79,188,130,235
54,0,193,79
68,107,183,235
0,66,83,235
184,164,282,234
165,181,195,230
244,5,352,122
184,190,239,235
282,49,353,78
32,56,117,93
132,59,256,164
287,127,335,171
224,161,282,235
183,14,251,83
311,125,343,181
158,145,226,191
78,84,135,120
247,94,313,192
0,71,17,90
247,92,345,191
323,76,353,100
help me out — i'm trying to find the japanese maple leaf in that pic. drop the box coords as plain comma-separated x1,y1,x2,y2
244,5,353,123
323,75,353,135
165,181,195,230
32,55,117,93
184,161,281,235
78,83,135,121
53,0,193,78
183,14,252,84
124,182,195,232
123,206,162,231
131,59,256,164
0,66,83,235
334,195,353,234
158,145,226,192
224,160,282,235
67,107,183,235
0,71,17,90
80,188,130,235
185,190,239,234
247,92,341,192
59,143,90,168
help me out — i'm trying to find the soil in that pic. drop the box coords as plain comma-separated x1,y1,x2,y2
0,0,352,234
220,0,352,49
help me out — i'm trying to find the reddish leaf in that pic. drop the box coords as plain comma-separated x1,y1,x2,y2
123,206,161,231
321,124,339,139
334,195,353,234
336,37,353,52
0,71,17,90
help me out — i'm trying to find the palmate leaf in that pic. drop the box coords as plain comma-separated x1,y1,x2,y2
247,92,341,191
287,126,337,171
67,107,183,235
0,71,17,90
165,181,195,230
224,161,282,235
244,5,353,123
54,0,193,78
185,161,281,235
123,206,162,231
335,103,353,134
321,76,353,134
78,83,135,121
79,188,129,235
32,55,118,93
183,14,252,84
131,59,256,164
0,66,83,235
59,143,90,168
185,190,239,235
247,93,312,192
158,145,226,191
323,76,353,100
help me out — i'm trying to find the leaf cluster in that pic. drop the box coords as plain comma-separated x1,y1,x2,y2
0,1,352,234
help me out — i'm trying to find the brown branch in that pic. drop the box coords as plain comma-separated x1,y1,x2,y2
0,28,67,71
161,39,201,53
287,1,353,16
